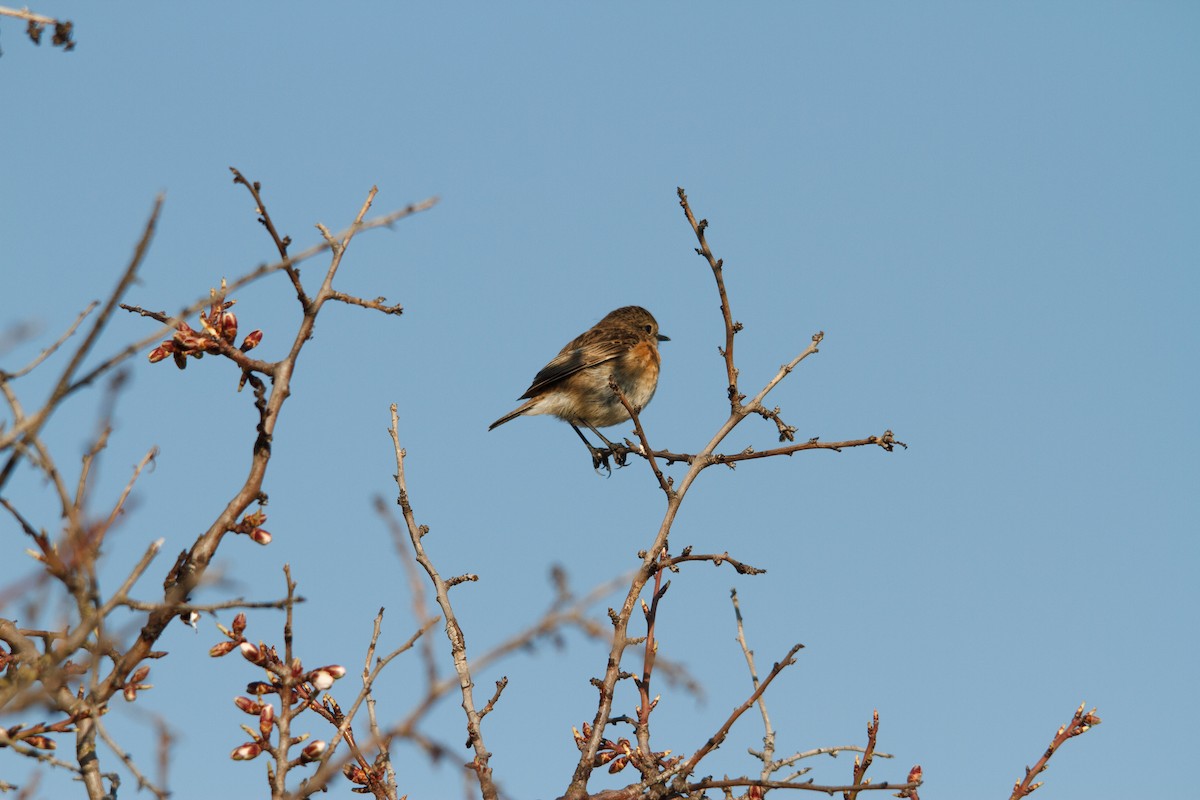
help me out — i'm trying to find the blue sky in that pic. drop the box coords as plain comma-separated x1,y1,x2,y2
2,3,1197,798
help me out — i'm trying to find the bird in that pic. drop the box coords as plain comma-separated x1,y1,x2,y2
489,306,669,466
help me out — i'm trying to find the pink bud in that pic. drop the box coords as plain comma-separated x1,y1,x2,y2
300,740,327,762
124,685,138,702
220,311,238,343
232,613,247,636
259,704,275,737
250,528,272,545
239,642,262,663
240,330,263,352
234,696,262,715
230,742,261,761
148,343,174,363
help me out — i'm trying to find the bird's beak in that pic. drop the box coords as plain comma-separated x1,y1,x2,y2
657,333,670,342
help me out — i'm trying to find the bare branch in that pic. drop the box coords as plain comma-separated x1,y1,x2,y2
388,405,499,800
678,187,740,407
731,588,775,780
229,167,309,307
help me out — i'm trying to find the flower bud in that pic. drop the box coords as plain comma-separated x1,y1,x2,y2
300,740,327,763
220,311,238,343
249,528,272,545
148,343,174,363
232,613,247,636
239,641,263,664
259,703,275,737
240,330,263,352
230,742,261,761
209,641,236,658
234,696,262,715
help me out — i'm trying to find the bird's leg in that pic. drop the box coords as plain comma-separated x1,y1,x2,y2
571,424,613,474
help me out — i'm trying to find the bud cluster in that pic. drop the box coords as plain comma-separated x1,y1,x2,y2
571,721,677,775
147,282,263,369
210,612,345,771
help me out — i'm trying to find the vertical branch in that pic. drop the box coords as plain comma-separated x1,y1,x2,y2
845,710,879,800
270,566,299,798
633,551,668,768
731,589,776,781
388,405,499,800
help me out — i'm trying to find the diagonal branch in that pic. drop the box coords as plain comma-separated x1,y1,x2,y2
1008,702,1101,799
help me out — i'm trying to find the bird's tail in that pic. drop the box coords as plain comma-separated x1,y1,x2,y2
488,399,538,431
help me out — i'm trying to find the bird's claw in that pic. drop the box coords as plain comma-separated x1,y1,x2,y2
590,447,613,476
588,445,631,475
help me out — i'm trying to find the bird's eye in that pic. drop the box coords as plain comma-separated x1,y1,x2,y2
644,324,654,334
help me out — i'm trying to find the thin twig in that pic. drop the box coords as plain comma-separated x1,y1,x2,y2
675,642,804,780
96,719,169,800
1008,702,1101,799
731,589,776,781
229,167,309,307
678,187,740,407
845,710,879,800
0,302,97,381
387,405,499,800
67,195,436,398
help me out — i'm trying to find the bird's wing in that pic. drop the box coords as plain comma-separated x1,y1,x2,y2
518,330,637,399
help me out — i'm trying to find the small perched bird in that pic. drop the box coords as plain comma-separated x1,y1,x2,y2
489,306,669,464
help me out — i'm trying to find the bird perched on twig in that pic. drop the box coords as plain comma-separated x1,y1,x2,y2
489,306,669,469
